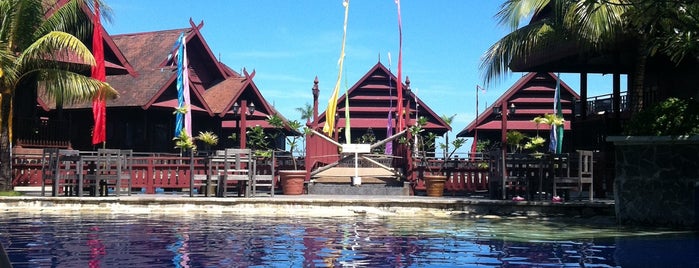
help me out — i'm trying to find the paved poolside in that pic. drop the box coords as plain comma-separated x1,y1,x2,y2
0,194,616,220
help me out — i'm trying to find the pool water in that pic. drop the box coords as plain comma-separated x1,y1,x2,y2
0,212,696,267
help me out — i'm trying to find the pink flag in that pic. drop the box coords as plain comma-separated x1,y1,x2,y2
395,0,404,130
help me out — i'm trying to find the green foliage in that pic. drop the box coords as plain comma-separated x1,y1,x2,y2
506,130,527,152
475,139,492,152
173,104,189,115
173,130,196,151
266,113,308,169
0,191,22,196
624,97,699,136
247,125,269,151
357,128,377,144
195,131,218,151
524,136,545,152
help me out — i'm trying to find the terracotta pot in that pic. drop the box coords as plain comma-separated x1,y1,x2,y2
279,170,306,195
424,175,447,197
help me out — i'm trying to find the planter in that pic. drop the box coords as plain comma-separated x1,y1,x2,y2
424,175,447,197
279,170,307,195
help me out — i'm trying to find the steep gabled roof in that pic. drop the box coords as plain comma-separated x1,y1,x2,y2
210,69,277,119
457,72,580,137
318,62,451,135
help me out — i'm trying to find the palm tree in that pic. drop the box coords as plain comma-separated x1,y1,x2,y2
295,103,313,123
440,114,456,159
0,0,117,190
482,0,699,114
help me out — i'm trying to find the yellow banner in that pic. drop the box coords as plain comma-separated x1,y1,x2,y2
322,0,350,137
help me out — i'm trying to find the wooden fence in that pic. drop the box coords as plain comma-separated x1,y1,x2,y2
412,158,490,196
12,152,490,196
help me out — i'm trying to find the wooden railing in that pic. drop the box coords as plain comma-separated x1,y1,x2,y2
11,153,288,194
12,152,488,196
413,158,490,196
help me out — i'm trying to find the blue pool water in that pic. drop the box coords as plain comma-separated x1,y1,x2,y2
0,212,696,267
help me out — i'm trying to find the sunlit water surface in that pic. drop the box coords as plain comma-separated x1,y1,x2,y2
0,212,696,267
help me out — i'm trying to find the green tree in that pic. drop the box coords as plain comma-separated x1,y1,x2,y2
481,0,699,114
0,0,117,190
295,103,313,123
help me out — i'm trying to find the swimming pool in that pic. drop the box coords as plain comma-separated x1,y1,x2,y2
0,212,696,267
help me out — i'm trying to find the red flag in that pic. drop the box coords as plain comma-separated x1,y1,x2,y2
91,1,106,145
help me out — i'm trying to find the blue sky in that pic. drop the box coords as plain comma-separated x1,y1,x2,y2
104,0,625,152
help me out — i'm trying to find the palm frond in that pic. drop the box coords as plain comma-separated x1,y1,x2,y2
18,31,95,67
4,0,44,50
495,0,551,31
566,0,630,47
36,69,117,105
480,20,557,86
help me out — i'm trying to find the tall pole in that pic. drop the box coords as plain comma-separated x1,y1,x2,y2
500,101,508,200
240,100,247,149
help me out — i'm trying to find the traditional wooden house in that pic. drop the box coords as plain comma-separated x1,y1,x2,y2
457,72,580,153
305,62,451,193
19,18,292,153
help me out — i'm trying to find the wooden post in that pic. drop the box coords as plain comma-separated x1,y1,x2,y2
240,100,247,149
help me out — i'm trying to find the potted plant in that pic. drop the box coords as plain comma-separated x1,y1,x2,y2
174,130,196,156
195,131,219,155
506,130,527,153
402,117,465,197
529,114,564,156
267,114,307,195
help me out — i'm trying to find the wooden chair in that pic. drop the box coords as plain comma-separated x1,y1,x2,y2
553,150,594,201
215,149,253,197
551,153,572,200
504,153,531,200
250,152,276,197
118,149,134,196
87,149,125,196
40,148,59,196
41,148,81,196
577,150,594,201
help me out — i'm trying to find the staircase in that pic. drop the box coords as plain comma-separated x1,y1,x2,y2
309,166,409,196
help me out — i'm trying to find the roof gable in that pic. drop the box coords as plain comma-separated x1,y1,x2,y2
318,62,451,135
457,72,580,136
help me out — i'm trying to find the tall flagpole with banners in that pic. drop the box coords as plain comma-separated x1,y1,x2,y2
549,73,563,154
170,32,191,138
322,0,350,138
395,0,404,131
91,0,106,146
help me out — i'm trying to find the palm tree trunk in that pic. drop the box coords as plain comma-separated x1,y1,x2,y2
0,93,12,191
631,45,647,113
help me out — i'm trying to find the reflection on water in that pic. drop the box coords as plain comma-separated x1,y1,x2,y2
0,212,696,267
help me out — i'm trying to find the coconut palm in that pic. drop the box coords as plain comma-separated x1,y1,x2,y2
482,0,631,82
0,0,117,190
439,114,456,159
483,0,699,114
295,103,313,123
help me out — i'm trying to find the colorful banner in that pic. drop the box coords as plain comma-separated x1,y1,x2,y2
395,0,404,130
171,32,191,138
91,1,106,145
549,74,563,153
322,0,350,137
385,52,393,155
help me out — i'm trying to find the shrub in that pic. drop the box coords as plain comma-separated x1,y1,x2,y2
624,97,699,136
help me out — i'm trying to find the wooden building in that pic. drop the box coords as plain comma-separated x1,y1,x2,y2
16,17,292,153
457,72,580,152
305,62,451,183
